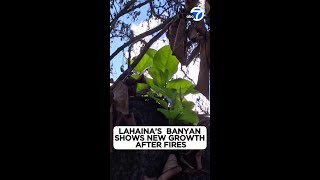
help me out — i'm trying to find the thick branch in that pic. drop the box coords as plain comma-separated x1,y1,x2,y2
111,16,179,90
110,16,175,61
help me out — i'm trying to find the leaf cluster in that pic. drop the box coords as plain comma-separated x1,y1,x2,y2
129,45,199,125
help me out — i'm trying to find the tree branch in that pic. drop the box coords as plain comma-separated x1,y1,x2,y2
110,16,175,61
111,16,179,90
110,0,137,30
180,66,196,84
186,44,200,66
110,0,150,31
149,1,166,21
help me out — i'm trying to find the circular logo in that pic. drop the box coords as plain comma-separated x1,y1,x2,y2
190,7,205,21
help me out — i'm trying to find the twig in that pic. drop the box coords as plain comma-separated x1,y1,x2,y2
149,1,166,21
159,2,182,17
129,16,177,71
126,39,146,71
110,0,150,30
110,0,137,30
180,66,196,84
110,16,175,61
111,16,179,90
197,101,208,114
187,44,200,65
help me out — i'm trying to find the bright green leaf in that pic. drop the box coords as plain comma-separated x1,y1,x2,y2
146,77,167,97
146,48,157,58
146,78,176,99
134,48,157,73
184,85,199,95
162,87,178,102
131,74,140,80
182,101,195,110
136,83,148,93
150,96,168,109
146,77,161,92
176,108,198,125
173,96,183,112
167,78,194,95
164,69,170,82
153,45,179,79
157,108,181,121
148,67,167,87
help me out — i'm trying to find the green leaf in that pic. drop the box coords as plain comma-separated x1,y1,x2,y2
146,78,165,96
148,67,167,87
157,108,181,121
162,88,178,102
131,74,140,80
182,101,195,110
136,83,148,93
164,69,170,82
146,77,160,92
134,48,157,73
174,99,183,112
153,45,179,79
150,96,168,109
146,48,157,58
167,78,194,95
146,78,176,99
184,85,200,95
176,108,198,125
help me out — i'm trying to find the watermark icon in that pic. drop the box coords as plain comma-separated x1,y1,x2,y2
186,7,205,21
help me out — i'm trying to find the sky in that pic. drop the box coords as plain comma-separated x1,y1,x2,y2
110,3,151,80
110,0,209,113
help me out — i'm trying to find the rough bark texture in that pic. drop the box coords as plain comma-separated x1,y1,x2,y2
110,97,213,180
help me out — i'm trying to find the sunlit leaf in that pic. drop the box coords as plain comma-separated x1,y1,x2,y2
131,74,140,80
167,78,194,95
150,96,168,109
136,83,148,93
134,48,157,73
145,77,161,93
164,69,170,82
182,101,195,110
176,108,198,125
157,108,181,121
173,96,183,112
148,67,167,87
163,88,177,103
153,45,179,79
184,85,199,95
